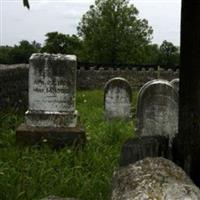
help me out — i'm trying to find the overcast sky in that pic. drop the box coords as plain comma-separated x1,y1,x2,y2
1,0,181,46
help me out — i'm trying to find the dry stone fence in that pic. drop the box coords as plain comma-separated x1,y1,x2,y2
0,64,178,109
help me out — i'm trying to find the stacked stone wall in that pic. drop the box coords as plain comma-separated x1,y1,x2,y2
0,64,179,108
0,64,29,108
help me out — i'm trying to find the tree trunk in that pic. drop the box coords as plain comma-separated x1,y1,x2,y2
174,0,200,186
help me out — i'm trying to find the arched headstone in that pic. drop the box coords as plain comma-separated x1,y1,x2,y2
136,79,178,139
104,77,132,120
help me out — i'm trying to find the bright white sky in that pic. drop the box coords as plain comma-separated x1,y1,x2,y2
1,0,181,46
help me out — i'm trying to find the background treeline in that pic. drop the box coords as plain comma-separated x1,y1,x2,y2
1,0,179,67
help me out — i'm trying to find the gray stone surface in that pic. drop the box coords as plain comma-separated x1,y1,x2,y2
136,79,178,139
26,53,77,127
112,157,200,200
170,78,179,92
104,77,132,120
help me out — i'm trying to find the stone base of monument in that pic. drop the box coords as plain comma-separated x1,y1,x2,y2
16,123,86,148
25,110,78,128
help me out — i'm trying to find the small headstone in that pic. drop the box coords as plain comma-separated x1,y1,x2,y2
136,79,178,139
112,157,200,200
104,77,132,120
170,78,179,92
16,53,85,147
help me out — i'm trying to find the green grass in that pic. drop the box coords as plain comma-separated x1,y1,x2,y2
0,90,137,200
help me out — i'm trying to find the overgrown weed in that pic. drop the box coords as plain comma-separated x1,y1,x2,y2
0,90,137,200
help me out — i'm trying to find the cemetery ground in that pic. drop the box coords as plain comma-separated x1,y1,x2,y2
0,90,137,200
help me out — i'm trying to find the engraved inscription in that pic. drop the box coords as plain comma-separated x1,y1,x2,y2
29,54,76,112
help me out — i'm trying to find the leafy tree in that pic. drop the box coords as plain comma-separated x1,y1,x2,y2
0,46,13,64
158,40,179,66
0,40,40,64
42,32,83,58
138,44,160,65
9,40,40,63
77,0,153,64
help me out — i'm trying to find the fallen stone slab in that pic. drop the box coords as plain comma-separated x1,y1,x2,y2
112,157,200,200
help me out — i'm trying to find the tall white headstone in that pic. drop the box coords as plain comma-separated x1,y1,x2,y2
16,53,85,147
25,53,77,127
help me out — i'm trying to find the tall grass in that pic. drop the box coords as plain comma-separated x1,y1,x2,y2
0,90,137,200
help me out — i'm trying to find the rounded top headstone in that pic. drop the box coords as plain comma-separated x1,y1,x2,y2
136,79,178,138
104,77,132,100
104,77,132,120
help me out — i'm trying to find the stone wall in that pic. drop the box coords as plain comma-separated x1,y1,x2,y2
77,66,179,89
0,64,29,108
0,64,179,108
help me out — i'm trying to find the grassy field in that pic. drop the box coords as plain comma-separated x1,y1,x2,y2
0,90,137,200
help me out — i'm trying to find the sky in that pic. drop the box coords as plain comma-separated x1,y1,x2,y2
0,0,181,47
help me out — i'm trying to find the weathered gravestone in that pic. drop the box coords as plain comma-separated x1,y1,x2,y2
16,53,85,147
112,157,200,200
136,79,178,139
170,78,179,92
104,77,132,120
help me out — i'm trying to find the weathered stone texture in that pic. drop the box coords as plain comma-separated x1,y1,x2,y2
104,77,132,120
29,54,76,112
112,157,200,200
26,53,77,128
170,78,179,92
136,79,178,139
16,54,85,147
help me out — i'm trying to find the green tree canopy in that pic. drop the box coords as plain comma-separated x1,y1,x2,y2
10,40,40,63
77,0,153,64
0,40,40,64
0,46,13,64
158,40,179,66
42,32,82,57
